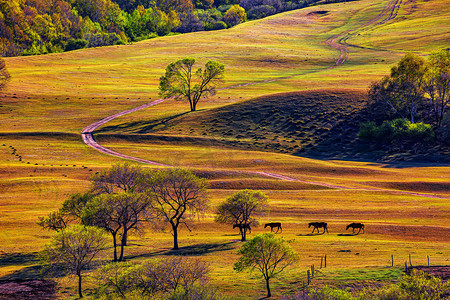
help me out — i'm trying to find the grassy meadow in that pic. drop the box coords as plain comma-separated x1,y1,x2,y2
1,0,449,298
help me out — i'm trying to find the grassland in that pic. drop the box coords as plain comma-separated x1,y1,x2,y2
0,0,449,298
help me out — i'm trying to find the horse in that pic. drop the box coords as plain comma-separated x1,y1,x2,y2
346,222,364,234
233,223,251,233
264,222,282,233
308,222,328,234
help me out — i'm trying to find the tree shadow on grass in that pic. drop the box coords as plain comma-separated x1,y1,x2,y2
0,252,66,281
127,242,236,260
96,112,190,134
164,242,236,256
0,252,39,268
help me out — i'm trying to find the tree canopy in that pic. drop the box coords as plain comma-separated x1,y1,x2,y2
215,189,268,241
234,233,297,298
159,58,225,111
369,50,450,129
41,225,107,298
140,168,209,249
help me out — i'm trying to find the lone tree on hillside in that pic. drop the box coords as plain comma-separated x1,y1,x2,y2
234,233,297,298
41,225,107,298
0,57,10,91
141,168,209,250
215,189,268,241
159,58,225,111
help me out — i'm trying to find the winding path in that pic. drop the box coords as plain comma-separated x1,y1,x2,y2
80,0,449,200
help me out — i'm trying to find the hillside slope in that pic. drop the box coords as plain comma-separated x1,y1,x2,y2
97,89,449,162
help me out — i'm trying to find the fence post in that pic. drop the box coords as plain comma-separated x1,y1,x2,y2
405,261,408,273
427,256,430,267
320,256,323,269
307,270,311,285
409,254,412,267
391,255,394,267
324,254,327,268
311,264,315,278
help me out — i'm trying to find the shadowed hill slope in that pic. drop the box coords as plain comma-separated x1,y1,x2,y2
97,89,449,162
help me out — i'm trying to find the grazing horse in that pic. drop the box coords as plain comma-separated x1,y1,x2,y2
346,223,365,234
308,222,328,234
264,222,282,233
233,223,251,233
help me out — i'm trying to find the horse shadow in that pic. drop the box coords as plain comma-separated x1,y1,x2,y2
338,233,359,236
297,232,327,236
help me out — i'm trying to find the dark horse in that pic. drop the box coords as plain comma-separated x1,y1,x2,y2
264,222,282,233
308,222,328,234
346,222,364,234
233,223,251,233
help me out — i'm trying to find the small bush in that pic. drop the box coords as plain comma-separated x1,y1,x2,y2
65,39,88,51
247,5,277,19
358,118,434,149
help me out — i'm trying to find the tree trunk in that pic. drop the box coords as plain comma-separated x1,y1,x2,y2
78,273,83,298
265,277,271,298
112,232,118,262
173,225,179,250
122,230,127,246
241,228,246,241
119,230,126,261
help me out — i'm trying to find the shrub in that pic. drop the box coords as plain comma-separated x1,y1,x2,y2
247,5,277,19
223,5,246,27
358,119,434,149
65,39,88,51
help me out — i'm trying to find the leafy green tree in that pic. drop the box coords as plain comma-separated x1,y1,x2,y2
223,4,246,27
215,189,268,241
37,211,68,232
41,225,107,298
425,48,450,128
140,168,209,250
159,58,225,111
369,53,428,123
37,193,92,232
234,233,297,298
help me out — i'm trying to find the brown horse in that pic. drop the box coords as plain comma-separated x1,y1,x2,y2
233,223,251,233
264,222,282,233
309,222,328,234
346,223,364,234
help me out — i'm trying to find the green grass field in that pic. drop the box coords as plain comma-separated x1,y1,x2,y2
1,0,449,298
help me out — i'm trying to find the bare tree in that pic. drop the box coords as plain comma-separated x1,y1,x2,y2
141,168,209,250
215,189,268,241
41,225,107,298
96,256,213,298
91,163,144,195
82,192,154,261
234,233,297,298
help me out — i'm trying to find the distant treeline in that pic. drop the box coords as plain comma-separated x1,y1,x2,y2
0,0,354,56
